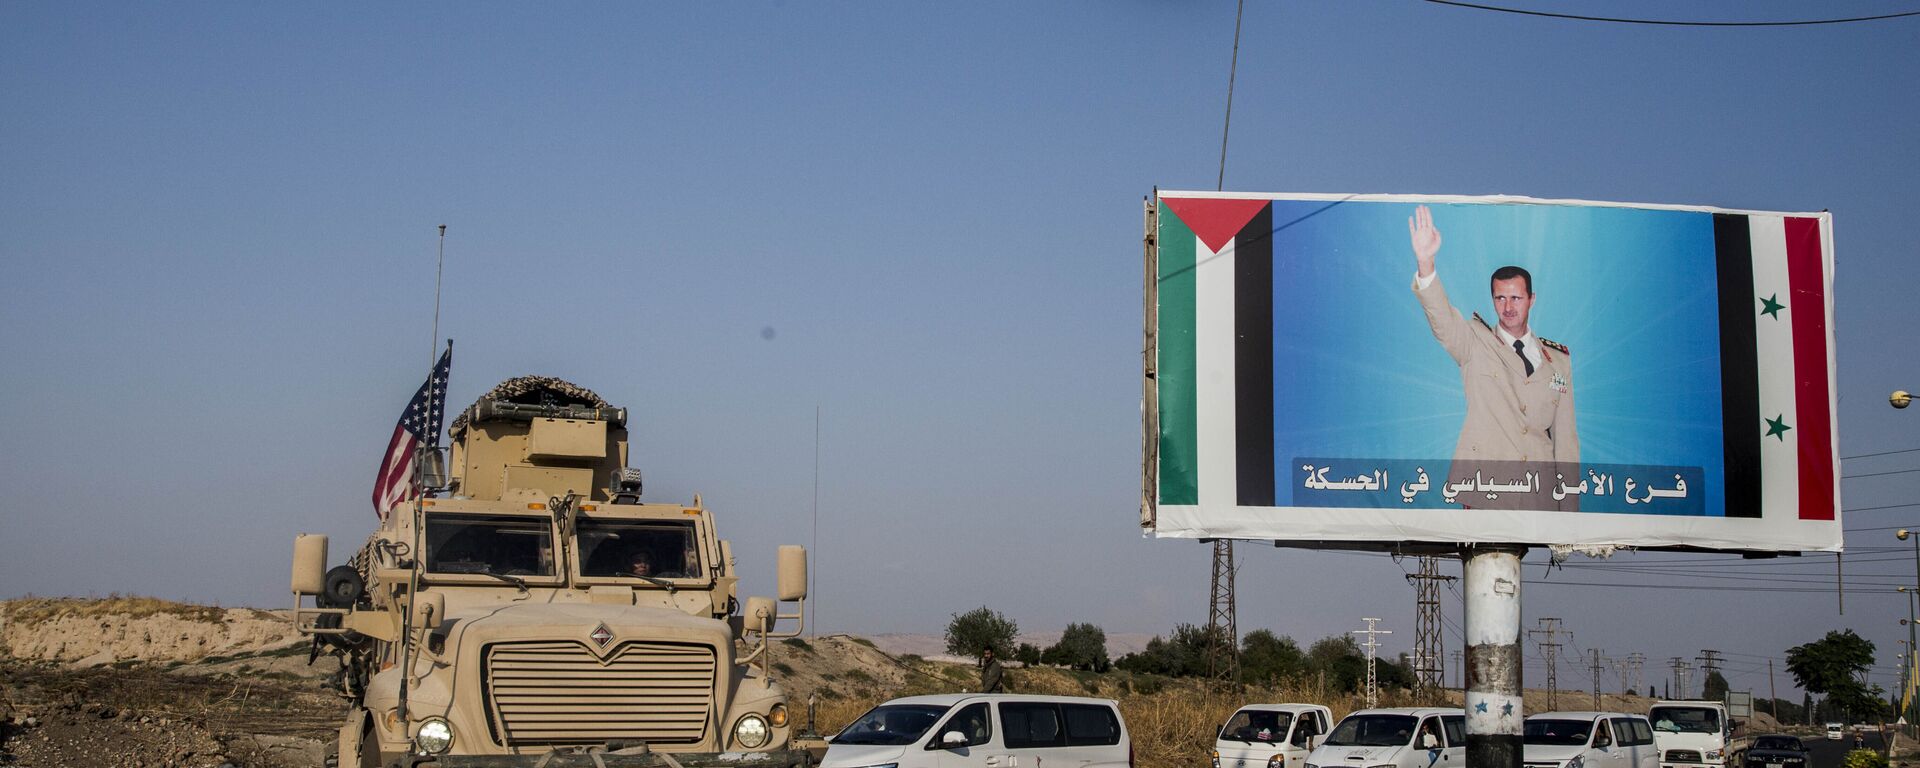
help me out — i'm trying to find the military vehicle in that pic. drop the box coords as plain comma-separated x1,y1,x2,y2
291,376,810,767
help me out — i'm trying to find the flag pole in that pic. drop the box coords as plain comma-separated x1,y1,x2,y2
399,224,448,721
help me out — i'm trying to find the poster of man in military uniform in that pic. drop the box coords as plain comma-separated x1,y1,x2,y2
1407,204,1579,511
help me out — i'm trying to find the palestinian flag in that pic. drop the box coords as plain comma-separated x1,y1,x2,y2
1714,213,1838,521
1155,195,1275,509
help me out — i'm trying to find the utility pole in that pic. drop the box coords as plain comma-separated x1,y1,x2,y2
1628,653,1647,695
1463,545,1526,768
1768,659,1778,719
1590,649,1606,710
1614,657,1632,696
1206,540,1238,682
1407,556,1457,702
1669,658,1689,699
1527,618,1566,709
1697,649,1724,699
1352,618,1393,708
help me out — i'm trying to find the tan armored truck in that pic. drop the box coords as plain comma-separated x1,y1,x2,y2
290,376,810,767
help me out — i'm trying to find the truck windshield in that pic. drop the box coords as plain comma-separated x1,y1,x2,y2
1325,715,1417,747
425,514,554,576
1649,707,1720,734
832,704,950,746
1524,719,1592,746
576,518,701,579
1221,709,1292,743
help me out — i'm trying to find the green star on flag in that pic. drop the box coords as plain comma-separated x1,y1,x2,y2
1760,293,1785,320
1765,414,1792,441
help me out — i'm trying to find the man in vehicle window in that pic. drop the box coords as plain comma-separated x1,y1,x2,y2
1407,204,1579,510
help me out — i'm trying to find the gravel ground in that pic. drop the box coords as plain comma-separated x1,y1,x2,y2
0,656,341,768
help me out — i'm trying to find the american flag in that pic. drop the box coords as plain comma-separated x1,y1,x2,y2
372,346,452,519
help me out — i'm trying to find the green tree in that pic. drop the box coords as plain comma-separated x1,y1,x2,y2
1702,670,1730,702
1047,623,1110,672
1013,642,1042,666
945,606,1018,659
1306,635,1367,693
1786,630,1883,722
1240,629,1304,684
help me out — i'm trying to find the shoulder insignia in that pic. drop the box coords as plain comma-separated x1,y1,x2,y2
1470,312,1492,331
1539,337,1569,354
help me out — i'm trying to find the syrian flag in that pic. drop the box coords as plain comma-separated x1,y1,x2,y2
372,345,452,519
1714,214,1838,521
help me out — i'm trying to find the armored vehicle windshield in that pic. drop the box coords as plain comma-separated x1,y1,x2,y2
425,512,554,577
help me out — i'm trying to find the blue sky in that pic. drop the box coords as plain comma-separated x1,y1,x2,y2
4,2,1918,701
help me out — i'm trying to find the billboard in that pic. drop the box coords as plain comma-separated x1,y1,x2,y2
1143,192,1840,553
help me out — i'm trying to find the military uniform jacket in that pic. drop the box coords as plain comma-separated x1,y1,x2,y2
1413,273,1579,474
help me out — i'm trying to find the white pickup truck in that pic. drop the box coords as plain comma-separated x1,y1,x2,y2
1214,704,1333,768
1649,701,1730,768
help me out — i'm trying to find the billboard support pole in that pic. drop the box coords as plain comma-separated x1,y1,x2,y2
1463,545,1525,768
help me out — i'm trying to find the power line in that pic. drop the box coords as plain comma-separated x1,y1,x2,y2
1844,447,1920,461
1844,467,1920,480
1422,0,1920,27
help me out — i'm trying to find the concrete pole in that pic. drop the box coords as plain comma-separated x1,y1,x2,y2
1464,545,1525,768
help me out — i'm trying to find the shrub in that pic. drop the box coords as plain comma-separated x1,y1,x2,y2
945,606,1018,658
1841,749,1888,768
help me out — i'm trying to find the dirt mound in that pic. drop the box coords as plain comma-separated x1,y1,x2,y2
0,598,302,667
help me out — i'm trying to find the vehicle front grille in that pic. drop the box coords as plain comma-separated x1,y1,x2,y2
1667,750,1704,763
483,640,716,746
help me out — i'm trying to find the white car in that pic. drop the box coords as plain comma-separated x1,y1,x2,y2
821,693,1130,768
1523,711,1660,768
1824,723,1844,741
1213,704,1332,768
1305,707,1465,768
1649,701,1730,768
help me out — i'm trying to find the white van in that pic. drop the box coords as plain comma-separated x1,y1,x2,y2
821,693,1130,768
1305,707,1466,768
1523,711,1660,768
1213,704,1333,768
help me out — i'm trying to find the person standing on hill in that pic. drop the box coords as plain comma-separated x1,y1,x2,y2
979,647,1005,693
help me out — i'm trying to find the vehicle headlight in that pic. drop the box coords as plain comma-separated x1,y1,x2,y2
1269,755,1285,768
1305,763,1320,768
1370,763,1398,768
1566,757,1583,768
1706,750,1723,762
735,713,771,748
1211,750,1221,768
413,717,454,755
769,703,789,728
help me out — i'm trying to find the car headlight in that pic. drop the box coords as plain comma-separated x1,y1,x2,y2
1305,763,1320,768
413,717,454,755
1566,757,1583,768
1369,763,1398,768
1706,750,1723,762
1269,755,1285,768
1212,750,1221,768
735,713,771,749
769,703,789,728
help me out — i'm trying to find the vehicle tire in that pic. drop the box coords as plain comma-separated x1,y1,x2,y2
322,566,365,608
357,725,383,768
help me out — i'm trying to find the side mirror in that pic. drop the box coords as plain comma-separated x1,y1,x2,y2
942,731,967,748
778,546,808,601
744,596,776,633
291,534,328,595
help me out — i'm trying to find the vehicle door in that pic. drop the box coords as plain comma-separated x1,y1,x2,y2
1588,718,1627,768
1278,709,1328,767
1437,715,1466,767
931,702,999,768
1630,719,1659,768
1060,703,1125,768
999,701,1067,768
1608,718,1646,768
